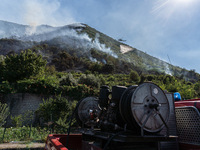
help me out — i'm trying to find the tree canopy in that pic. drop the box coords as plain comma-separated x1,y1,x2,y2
0,50,46,82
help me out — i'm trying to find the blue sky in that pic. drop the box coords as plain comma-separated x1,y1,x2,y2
1,0,200,73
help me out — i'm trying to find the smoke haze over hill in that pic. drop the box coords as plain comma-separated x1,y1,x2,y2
0,21,118,58
0,20,199,82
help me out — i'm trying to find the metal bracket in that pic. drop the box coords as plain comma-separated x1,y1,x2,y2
141,108,169,137
141,109,153,136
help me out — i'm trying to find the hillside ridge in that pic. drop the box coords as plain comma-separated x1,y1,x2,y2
0,20,198,81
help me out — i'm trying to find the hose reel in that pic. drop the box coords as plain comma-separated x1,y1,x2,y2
119,82,170,133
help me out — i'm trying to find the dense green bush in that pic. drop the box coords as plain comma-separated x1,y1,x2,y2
194,81,200,96
0,102,9,127
89,62,103,73
0,81,13,94
129,70,140,82
36,95,75,123
60,73,77,86
36,95,78,133
78,74,100,88
139,74,146,83
11,110,33,127
0,126,49,143
147,75,155,81
98,74,106,85
1,50,46,83
163,75,175,84
51,52,76,71
102,62,115,73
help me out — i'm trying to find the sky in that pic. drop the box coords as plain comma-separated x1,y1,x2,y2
0,0,200,73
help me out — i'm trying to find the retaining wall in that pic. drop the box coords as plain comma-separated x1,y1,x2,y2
0,93,53,127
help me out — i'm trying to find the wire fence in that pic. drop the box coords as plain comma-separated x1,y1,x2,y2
0,110,74,143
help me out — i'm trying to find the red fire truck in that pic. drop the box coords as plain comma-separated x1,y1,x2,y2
44,83,200,150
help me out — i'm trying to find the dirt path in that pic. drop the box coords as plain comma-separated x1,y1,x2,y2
0,143,45,149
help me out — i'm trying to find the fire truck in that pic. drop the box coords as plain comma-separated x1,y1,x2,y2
44,83,200,150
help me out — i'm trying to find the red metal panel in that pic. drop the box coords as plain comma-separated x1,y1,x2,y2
45,134,82,150
45,134,68,150
179,143,200,150
175,99,200,109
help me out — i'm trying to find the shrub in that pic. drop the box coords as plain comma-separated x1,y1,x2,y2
89,62,102,73
147,75,155,81
129,70,140,82
36,95,73,123
0,81,13,94
102,62,115,73
78,74,100,88
98,74,106,85
85,70,92,75
11,115,23,127
1,49,46,82
139,74,146,83
61,84,99,99
60,73,77,86
0,102,10,127
52,52,75,71
46,65,56,74
163,75,174,84
10,110,34,127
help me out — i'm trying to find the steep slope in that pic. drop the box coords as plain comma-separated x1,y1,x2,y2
79,25,175,75
0,20,198,80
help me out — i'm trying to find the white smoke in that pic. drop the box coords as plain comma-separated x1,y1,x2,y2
92,33,118,58
19,24,87,42
0,30,5,36
24,0,59,26
0,55,5,62
102,59,107,64
24,27,119,59
0,0,118,58
0,20,118,59
164,63,172,75
23,0,59,35
24,25,57,36
135,49,173,75
89,57,97,62
18,0,76,36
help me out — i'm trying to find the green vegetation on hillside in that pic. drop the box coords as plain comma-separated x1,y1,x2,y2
0,23,199,82
0,23,199,100
0,49,199,100
0,48,200,144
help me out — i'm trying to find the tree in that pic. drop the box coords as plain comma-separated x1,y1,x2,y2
129,70,140,82
89,62,102,73
1,50,46,82
51,52,74,71
60,73,78,86
102,62,115,73
78,74,100,88
36,95,71,122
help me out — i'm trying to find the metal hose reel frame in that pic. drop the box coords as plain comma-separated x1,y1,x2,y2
119,82,170,133
75,96,99,127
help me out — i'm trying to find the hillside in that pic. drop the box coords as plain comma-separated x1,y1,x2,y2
0,20,199,81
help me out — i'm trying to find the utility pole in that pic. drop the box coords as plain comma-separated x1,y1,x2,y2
167,54,172,65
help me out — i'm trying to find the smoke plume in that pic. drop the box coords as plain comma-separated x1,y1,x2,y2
0,20,118,59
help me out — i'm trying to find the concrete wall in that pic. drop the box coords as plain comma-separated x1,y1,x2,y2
0,93,52,127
